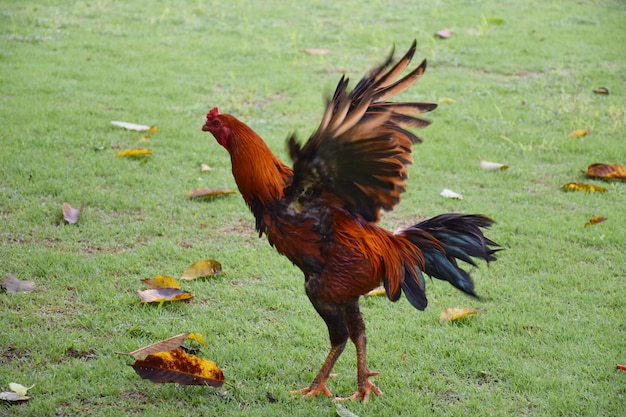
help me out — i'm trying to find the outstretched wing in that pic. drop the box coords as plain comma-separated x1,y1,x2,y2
288,40,436,222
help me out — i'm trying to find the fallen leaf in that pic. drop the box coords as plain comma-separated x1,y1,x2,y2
364,286,386,297
585,163,626,180
440,307,483,323
584,216,607,227
9,383,34,397
116,148,153,157
181,259,222,280
187,187,235,198
303,48,330,55
486,17,505,24
440,188,463,199
593,87,609,95
111,121,158,132
120,333,189,360
142,275,181,289
617,364,626,371
130,348,224,387
2,274,35,294
336,403,361,417
187,333,208,346
62,202,82,224
438,97,456,104
137,288,193,303
139,135,151,142
568,129,588,137
480,159,508,171
0,391,30,402
435,28,452,39
200,164,213,172
561,183,607,193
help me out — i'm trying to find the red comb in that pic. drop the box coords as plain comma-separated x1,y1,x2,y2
207,107,220,119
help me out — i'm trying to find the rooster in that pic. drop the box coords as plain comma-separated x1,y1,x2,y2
202,41,499,401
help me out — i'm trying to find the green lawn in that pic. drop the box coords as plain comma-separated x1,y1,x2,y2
1,1,624,416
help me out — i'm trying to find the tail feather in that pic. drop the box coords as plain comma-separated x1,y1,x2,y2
396,213,499,307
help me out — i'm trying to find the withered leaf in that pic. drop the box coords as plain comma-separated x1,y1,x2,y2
364,286,386,297
187,333,208,346
593,87,609,95
336,403,361,417
142,275,181,289
617,364,626,371
181,259,222,280
121,333,189,360
440,307,483,323
438,97,456,104
137,288,193,303
2,274,35,294
561,183,607,193
187,187,235,198
116,148,153,157
111,121,158,132
568,129,588,138
584,216,607,227
62,202,82,224
0,391,30,402
131,348,224,387
440,188,463,199
585,163,626,180
200,164,213,172
8,383,34,397
303,48,330,55
435,28,453,39
480,159,508,171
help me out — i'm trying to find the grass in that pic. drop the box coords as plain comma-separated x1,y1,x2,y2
1,0,624,415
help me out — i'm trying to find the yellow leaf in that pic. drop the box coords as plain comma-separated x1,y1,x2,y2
561,182,607,193
180,259,222,280
440,307,483,323
479,159,508,171
9,383,34,396
364,286,386,297
568,129,588,137
187,187,235,198
187,333,208,346
438,97,456,104
142,275,181,289
137,288,193,303
585,163,626,180
584,216,607,227
130,348,224,387
116,148,153,157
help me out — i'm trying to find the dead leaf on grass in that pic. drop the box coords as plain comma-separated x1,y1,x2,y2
130,348,224,387
181,260,222,280
8,383,34,397
480,159,508,171
440,188,463,199
593,87,609,95
187,333,208,346
585,163,626,180
561,183,607,193
137,288,193,303
200,164,213,172
187,187,235,198
119,333,189,360
364,286,386,297
116,148,153,157
2,274,35,294
0,391,30,402
568,129,588,138
111,121,158,132
435,28,453,39
303,48,330,55
141,275,181,289
62,202,83,224
584,216,607,227
440,307,483,323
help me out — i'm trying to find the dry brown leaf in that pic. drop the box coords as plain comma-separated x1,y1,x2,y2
435,28,453,38
568,129,588,137
585,163,626,180
303,48,330,55
62,202,82,224
561,183,607,193
593,87,609,95
130,348,224,387
181,260,222,280
111,121,157,132
2,274,35,294
116,148,153,157
187,187,235,198
141,275,181,289
364,286,386,297
584,216,607,227
120,333,189,360
440,307,483,323
480,159,508,171
0,391,30,402
137,288,193,303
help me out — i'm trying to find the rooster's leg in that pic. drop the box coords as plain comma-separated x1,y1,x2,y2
341,301,382,402
291,281,350,398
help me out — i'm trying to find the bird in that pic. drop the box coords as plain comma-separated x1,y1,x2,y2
201,40,499,402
